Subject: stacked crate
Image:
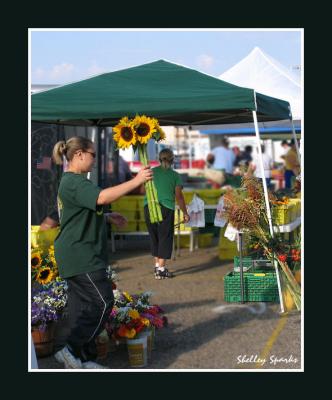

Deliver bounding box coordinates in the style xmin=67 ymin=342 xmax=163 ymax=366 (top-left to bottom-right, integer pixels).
xmin=223 ymin=270 xmax=279 ymax=302
xmin=110 ymin=196 xmax=142 ymax=232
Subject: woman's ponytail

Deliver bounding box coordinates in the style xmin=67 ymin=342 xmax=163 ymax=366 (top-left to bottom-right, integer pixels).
xmin=52 ymin=141 xmax=67 ymax=165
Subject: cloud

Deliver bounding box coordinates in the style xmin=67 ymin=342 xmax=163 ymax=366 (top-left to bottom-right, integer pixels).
xmin=49 ymin=63 xmax=75 ymax=80
xmin=34 ymin=67 xmax=45 ymax=80
xmin=86 ymin=61 xmax=106 ymax=77
xmin=197 ymin=54 xmax=215 ymax=71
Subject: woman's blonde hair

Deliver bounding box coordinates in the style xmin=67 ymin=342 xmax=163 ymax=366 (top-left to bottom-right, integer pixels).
xmin=52 ymin=136 xmax=94 ymax=165
xmin=159 ymin=148 xmax=174 ymax=169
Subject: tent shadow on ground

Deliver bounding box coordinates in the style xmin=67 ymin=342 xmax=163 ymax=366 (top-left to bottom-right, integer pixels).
xmin=159 ymin=299 xmax=217 ymax=314
xmin=102 ymin=303 xmax=279 ymax=369
xmin=148 ymin=304 xmax=279 ymax=369
xmin=36 ymin=302 xmax=280 ymax=370
xmin=174 ymin=256 xmax=230 ymax=276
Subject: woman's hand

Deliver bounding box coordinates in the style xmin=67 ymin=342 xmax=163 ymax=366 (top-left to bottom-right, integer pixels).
xmin=109 ymin=212 xmax=128 ymax=228
xmin=183 ymin=213 xmax=190 ymax=223
xmin=135 ymin=166 xmax=153 ymax=185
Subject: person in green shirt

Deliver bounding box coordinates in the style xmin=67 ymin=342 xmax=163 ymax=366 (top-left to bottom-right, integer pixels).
xmin=144 ymin=148 xmax=189 ymax=279
xmin=51 ymin=136 xmax=152 ymax=369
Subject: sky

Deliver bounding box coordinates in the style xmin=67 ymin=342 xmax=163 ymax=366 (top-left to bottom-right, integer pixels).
xmin=30 ymin=29 xmax=302 ymax=85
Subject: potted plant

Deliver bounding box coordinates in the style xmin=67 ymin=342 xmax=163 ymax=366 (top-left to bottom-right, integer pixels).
xmin=31 ymin=278 xmax=67 ymax=357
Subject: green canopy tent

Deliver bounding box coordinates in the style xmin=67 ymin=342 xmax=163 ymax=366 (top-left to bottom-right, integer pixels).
xmin=31 ymin=59 xmax=291 ymax=126
xmin=31 ymin=59 xmax=296 ymax=312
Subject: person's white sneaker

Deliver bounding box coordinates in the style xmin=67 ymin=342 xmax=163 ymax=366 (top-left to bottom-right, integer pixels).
xmin=54 ymin=346 xmax=83 ymax=369
xmin=82 ymin=361 xmax=108 ymax=369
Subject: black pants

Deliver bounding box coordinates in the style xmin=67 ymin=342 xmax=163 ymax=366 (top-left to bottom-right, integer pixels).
xmin=144 ymin=204 xmax=174 ymax=259
xmin=54 ymin=268 xmax=114 ymax=362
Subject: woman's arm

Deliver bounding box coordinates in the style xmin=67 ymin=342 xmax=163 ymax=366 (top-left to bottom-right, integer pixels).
xmin=97 ymin=166 xmax=152 ymax=205
xmin=175 ymin=186 xmax=190 ymax=222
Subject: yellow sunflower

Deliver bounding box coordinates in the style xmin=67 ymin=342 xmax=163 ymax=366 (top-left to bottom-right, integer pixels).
xmin=123 ymin=291 xmax=133 ymax=302
xmin=49 ymin=255 xmax=57 ymax=266
xmin=36 ymin=267 xmax=54 ymax=285
xmin=113 ymin=117 xmax=137 ymax=149
xmin=151 ymin=118 xmax=166 ymax=142
xmin=31 ymin=251 xmax=42 ymax=269
xmin=132 ymin=115 xmax=156 ymax=144
xmin=156 ymin=126 xmax=166 ymax=142
xmin=128 ymin=309 xmax=140 ymax=319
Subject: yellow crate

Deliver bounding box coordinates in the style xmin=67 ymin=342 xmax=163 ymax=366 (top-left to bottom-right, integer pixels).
xmin=198 ymin=233 xmax=214 ymax=247
xmin=174 ymin=210 xmax=193 ymax=231
xmin=218 ymin=226 xmax=239 ymax=260
xmin=31 ymin=226 xmax=60 ymax=250
xmin=138 ymin=221 xmax=148 ymax=232
xmin=111 ymin=221 xmax=138 ymax=232
xmin=183 ymin=191 xmax=194 ymax=204
xmin=179 ymin=233 xmax=214 ymax=248
xmin=111 ymin=195 xmax=144 ymax=212
xmin=196 ymin=189 xmax=224 ymax=205
xmin=288 ymin=198 xmax=301 ymax=218
xmin=272 ymin=203 xmax=296 ymax=225
xmin=111 ymin=210 xmax=138 ymax=221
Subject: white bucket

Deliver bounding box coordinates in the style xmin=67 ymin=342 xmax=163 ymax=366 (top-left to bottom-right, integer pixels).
xmin=126 ymin=335 xmax=148 ymax=367
xmin=138 ymin=329 xmax=153 ymax=360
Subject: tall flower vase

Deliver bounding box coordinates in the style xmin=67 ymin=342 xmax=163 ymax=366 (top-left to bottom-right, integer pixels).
xmin=126 ymin=335 xmax=148 ymax=368
xmin=138 ymin=328 xmax=153 ymax=360
xmin=95 ymin=337 xmax=110 ymax=360
xmin=31 ymin=323 xmax=55 ymax=358
xmin=150 ymin=325 xmax=156 ymax=350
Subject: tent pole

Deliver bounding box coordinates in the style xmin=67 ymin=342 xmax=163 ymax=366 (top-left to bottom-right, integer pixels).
xmin=87 ymin=126 xmax=97 ymax=180
xmin=290 ymin=117 xmax=301 ymax=163
xmin=252 ymin=111 xmax=284 ymax=313
xmin=186 ymin=127 xmax=192 ymax=169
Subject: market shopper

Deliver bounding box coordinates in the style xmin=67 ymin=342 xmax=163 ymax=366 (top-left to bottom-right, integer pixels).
xmin=281 ymin=139 xmax=300 ymax=189
xmin=206 ymin=137 xmax=235 ymax=174
xmin=52 ymin=136 xmax=152 ymax=369
xmin=248 ymin=145 xmax=274 ymax=188
xmin=144 ymin=148 xmax=189 ymax=279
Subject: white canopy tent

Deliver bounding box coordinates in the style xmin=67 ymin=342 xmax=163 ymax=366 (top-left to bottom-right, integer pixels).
xmin=219 ymin=46 xmax=302 ymax=122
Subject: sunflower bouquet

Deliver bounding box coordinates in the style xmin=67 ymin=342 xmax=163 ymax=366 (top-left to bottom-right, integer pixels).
xmin=113 ymin=115 xmax=166 ymax=223
xmin=31 ymin=245 xmax=58 ymax=286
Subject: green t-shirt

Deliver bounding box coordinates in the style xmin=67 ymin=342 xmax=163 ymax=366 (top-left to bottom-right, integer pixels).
xmin=144 ymin=166 xmax=183 ymax=210
xmin=54 ymin=172 xmax=108 ymax=279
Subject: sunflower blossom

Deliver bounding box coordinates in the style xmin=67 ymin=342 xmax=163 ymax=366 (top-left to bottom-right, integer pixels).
xmin=132 ymin=115 xmax=156 ymax=144
xmin=31 ymin=251 xmax=42 ymax=269
xmin=113 ymin=118 xmax=137 ymax=149
xmin=36 ymin=267 xmax=54 ymax=285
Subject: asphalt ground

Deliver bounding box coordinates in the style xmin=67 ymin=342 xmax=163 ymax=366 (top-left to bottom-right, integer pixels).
xmin=36 ymin=238 xmax=302 ymax=371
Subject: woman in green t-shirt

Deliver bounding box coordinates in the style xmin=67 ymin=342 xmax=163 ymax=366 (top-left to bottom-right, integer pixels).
xmin=51 ymin=136 xmax=152 ymax=369
xmin=144 ymin=148 xmax=190 ymax=279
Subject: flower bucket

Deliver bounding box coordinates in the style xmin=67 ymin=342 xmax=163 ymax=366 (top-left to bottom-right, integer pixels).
xmin=31 ymin=323 xmax=55 ymax=358
xmin=126 ymin=335 xmax=148 ymax=367
xmin=137 ymin=329 xmax=153 ymax=360
xmin=95 ymin=339 xmax=110 ymax=360
xmin=150 ymin=326 xmax=156 ymax=350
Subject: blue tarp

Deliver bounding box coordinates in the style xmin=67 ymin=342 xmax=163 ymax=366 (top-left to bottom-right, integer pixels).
xmin=200 ymin=126 xmax=301 ymax=136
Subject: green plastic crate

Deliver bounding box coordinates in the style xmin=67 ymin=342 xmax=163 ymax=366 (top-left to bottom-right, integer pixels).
xmin=223 ymin=270 xmax=279 ymax=302
xmin=234 ymin=256 xmax=253 ymax=269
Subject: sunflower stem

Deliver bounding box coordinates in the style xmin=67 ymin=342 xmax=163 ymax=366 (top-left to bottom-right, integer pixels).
xmin=138 ymin=145 xmax=156 ymax=223
xmin=142 ymin=146 xmax=163 ymax=223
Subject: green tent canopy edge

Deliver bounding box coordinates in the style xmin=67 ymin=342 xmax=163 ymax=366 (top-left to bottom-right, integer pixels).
xmin=31 ymin=59 xmax=291 ymax=126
